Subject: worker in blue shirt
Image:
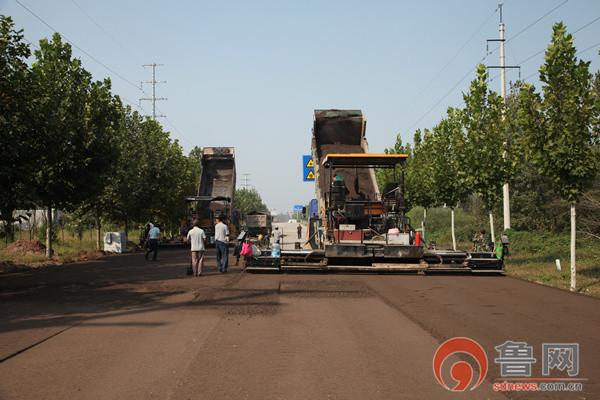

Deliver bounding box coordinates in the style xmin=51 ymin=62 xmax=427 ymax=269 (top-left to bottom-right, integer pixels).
xmin=145 ymin=223 xmax=161 ymax=261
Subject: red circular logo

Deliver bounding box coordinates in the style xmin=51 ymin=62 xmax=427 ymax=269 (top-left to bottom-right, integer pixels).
xmin=433 ymin=337 xmax=488 ymax=392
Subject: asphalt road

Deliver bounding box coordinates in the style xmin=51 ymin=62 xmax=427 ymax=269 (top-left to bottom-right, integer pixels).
xmin=1 ymin=248 xmax=599 ymax=399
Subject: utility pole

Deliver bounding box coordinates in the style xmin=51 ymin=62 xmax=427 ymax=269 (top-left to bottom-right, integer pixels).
xmin=499 ymin=4 xmax=510 ymax=232
xmin=486 ymin=3 xmax=519 ymax=231
xmin=140 ymin=63 xmax=167 ymax=119
xmin=241 ymin=173 xmax=252 ymax=189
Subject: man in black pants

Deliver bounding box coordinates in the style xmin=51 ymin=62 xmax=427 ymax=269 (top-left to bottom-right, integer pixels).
xmin=145 ymin=223 xmax=160 ymax=261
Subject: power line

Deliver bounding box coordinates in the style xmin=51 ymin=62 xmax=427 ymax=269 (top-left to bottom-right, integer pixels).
xmin=162 ymin=114 xmax=195 ymax=147
xmin=405 ymin=65 xmax=478 ymax=133
xmin=485 ymin=0 xmax=570 ymax=60
xmin=507 ymin=0 xmax=569 ymax=43
xmin=573 ymin=15 xmax=600 ymax=34
xmin=15 ymin=0 xmax=142 ymax=92
xmin=521 ymin=41 xmax=600 ymax=82
xmin=411 ymin=6 xmax=499 ymax=101
xmin=406 ymin=0 xmax=581 ymax=132
xmin=516 ymin=15 xmax=600 ymax=66
xmin=515 ymin=15 xmax=600 ymax=82
xmin=22 ymin=35 xmax=40 ymax=50
xmin=120 ymin=95 xmax=147 ymax=113
xmin=16 ymin=0 xmax=193 ymax=148
xmin=405 ymin=44 xmax=499 ymax=133
xmin=69 ymin=0 xmax=143 ymax=65
xmin=576 ymin=41 xmax=600 ymax=56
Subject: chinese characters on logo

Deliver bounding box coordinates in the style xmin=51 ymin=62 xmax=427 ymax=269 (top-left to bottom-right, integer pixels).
xmin=494 ymin=341 xmax=536 ymax=376
xmin=494 ymin=341 xmax=579 ymax=377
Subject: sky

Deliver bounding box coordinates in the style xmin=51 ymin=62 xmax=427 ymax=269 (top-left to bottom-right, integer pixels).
xmin=2 ymin=0 xmax=599 ymax=213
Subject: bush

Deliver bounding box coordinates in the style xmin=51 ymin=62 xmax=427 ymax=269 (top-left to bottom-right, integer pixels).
xmin=407 ymin=206 xmax=488 ymax=248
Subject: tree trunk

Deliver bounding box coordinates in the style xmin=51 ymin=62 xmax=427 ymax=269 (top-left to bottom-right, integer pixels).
xmin=95 ymin=207 xmax=102 ymax=252
xmin=489 ymin=211 xmax=495 ymax=249
xmin=570 ymin=203 xmax=576 ymax=292
xmin=451 ymin=208 xmax=457 ymax=251
xmin=30 ymin=210 xmax=35 ymax=241
xmin=5 ymin=216 xmax=14 ymax=243
xmin=46 ymin=206 xmax=53 ymax=258
xmin=124 ymin=214 xmax=129 ymax=237
xmin=422 ymin=208 xmax=427 ymax=241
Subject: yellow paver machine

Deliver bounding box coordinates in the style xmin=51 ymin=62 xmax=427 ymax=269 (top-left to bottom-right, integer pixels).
xmin=247 ymin=110 xmax=503 ymax=273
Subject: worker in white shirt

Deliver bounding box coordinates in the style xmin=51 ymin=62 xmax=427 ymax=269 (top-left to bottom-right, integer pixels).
xmin=186 ymin=220 xmax=207 ymax=276
xmin=214 ymin=216 xmax=229 ymax=273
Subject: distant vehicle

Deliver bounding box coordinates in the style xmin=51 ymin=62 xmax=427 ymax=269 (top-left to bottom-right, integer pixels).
xmin=245 ymin=211 xmax=272 ymax=238
xmin=287 ymin=219 xmax=298 ymax=224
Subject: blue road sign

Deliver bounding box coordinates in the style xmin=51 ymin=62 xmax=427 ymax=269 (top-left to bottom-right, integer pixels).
xmin=293 ymin=204 xmax=304 ymax=212
xmin=303 ymin=154 xmax=315 ymax=182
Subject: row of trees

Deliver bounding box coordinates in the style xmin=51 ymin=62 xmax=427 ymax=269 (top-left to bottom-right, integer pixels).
xmin=0 ymin=16 xmax=201 ymax=256
xmin=235 ymin=188 xmax=269 ymax=217
xmin=378 ymin=23 xmax=599 ymax=290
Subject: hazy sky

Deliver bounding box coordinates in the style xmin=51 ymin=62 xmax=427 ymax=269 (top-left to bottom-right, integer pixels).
xmin=2 ymin=0 xmax=599 ymax=212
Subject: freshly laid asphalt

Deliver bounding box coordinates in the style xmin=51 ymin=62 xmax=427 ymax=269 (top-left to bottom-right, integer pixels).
xmin=1 ymin=247 xmax=598 ymax=399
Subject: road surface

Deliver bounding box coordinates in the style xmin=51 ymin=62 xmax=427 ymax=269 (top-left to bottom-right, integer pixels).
xmin=1 ymin=247 xmax=599 ymax=399
xmin=271 ymin=221 xmax=307 ymax=250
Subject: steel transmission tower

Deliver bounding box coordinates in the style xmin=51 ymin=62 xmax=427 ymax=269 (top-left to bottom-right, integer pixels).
xmin=140 ymin=63 xmax=167 ymax=119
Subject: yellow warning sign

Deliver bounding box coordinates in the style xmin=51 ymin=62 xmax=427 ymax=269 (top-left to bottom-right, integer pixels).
xmin=306 ymin=170 xmax=315 ymax=180
xmin=306 ymin=159 xmax=314 ymax=168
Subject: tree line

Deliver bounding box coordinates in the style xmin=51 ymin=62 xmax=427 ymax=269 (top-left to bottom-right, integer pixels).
xmin=0 ymin=16 xmax=201 ymax=256
xmin=378 ymin=23 xmax=599 ymax=290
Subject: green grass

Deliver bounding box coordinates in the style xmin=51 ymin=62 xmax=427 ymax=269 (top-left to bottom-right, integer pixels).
xmin=0 ymin=229 xmax=143 ymax=268
xmin=407 ymin=206 xmax=600 ymax=298
xmin=504 ymin=231 xmax=600 ymax=297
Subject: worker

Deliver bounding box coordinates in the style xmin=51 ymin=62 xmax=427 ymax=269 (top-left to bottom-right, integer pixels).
xmin=472 ymin=229 xmax=487 ymax=252
xmin=273 ymin=226 xmax=283 ymax=244
xmin=186 ymin=220 xmax=206 ymax=276
xmin=233 ymin=230 xmax=246 ymax=266
xmin=145 ymin=223 xmax=160 ymax=261
xmin=500 ymin=232 xmax=510 ymax=257
xmin=214 ymin=216 xmax=229 ymax=273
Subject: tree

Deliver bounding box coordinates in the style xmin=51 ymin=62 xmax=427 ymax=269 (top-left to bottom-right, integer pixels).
xmin=461 ymin=64 xmax=508 ymax=245
xmin=407 ymin=129 xmax=437 ymax=240
xmin=152 ymin=138 xmax=199 ymax=235
xmin=430 ymin=107 xmax=470 ymax=250
xmin=517 ymin=23 xmax=599 ymax=291
xmin=0 ymin=16 xmax=35 ymax=240
xmin=80 ymin=79 xmax=123 ymax=250
xmin=376 ymin=134 xmax=411 ymax=192
xmin=376 ymin=134 xmax=413 ymax=216
xmin=235 ymin=188 xmax=268 ymax=217
xmin=30 ymin=33 xmax=94 ymax=257
xmin=593 ymin=68 xmax=600 ymax=143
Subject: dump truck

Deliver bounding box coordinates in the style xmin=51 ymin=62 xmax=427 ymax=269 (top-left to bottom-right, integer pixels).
xmin=245 ymin=211 xmax=272 ymax=238
xmin=247 ymin=109 xmax=503 ymax=273
xmin=185 ymin=147 xmax=239 ymax=245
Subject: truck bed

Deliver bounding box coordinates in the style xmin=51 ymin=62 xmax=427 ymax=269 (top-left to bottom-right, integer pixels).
xmin=312 ymin=110 xmax=380 ymax=212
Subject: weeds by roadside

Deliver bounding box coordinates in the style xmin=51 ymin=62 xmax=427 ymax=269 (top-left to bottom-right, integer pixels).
xmin=408 ymin=206 xmax=600 ymax=298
